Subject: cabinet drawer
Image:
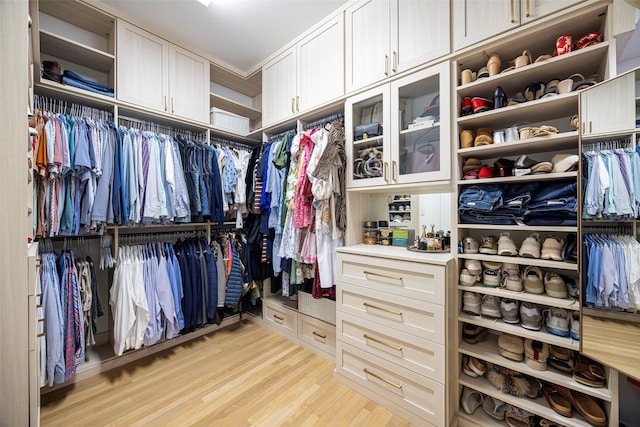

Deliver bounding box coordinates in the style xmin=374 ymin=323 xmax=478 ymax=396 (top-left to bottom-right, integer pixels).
xmin=298 ymin=314 xmax=336 ymax=354
xmin=337 ymin=253 xmax=445 ymax=304
xmin=337 ymin=311 xmax=444 ymax=383
xmin=337 ymin=282 xmax=445 ymax=344
xmin=264 ymin=301 xmax=297 ymax=337
xmin=336 ymin=341 xmax=444 ymax=427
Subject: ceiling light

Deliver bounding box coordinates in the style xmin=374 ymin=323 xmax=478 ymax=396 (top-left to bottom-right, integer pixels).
xmin=197 ymin=0 xmax=212 ymax=6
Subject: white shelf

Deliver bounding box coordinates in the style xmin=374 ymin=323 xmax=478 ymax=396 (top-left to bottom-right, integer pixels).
xmin=389 ymin=198 xmax=411 ymax=203
xmin=457 ymin=224 xmax=577 ymax=233
xmin=459 ymin=312 xmax=579 ymax=351
xmin=459 ymin=375 xmax=599 ymax=427
xmin=457 ymin=253 xmax=578 ymax=271
xmin=457 ymin=92 xmax=578 ymax=130
xmin=209 ymin=93 xmax=261 ymax=120
xmin=457 ymin=409 xmax=502 ymax=427
xmin=35 ymin=80 xmax=115 ymax=110
xmin=457 ymin=131 xmax=578 ymax=160
xmin=400 ymin=123 xmax=440 ymax=135
xmin=389 ymin=223 xmax=409 ymax=227
xmin=458 ymin=171 xmax=577 ymax=186
xmin=459 ymin=334 xmax=612 ymax=402
xmin=353 ymin=134 xmax=383 ymax=146
xmin=40 ymin=30 xmax=114 ymax=73
xmin=457 ymin=284 xmax=580 ymax=311
xmin=389 ymin=210 xmax=411 ymax=213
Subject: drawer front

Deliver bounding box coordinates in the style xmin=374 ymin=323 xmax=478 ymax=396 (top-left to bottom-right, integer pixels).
xmin=337 ymin=311 xmax=444 ymax=382
xmin=336 ymin=341 xmax=444 ymax=426
xmin=298 ymin=314 xmax=336 ymax=353
xmin=264 ymin=301 xmax=297 ymax=337
xmin=337 ymin=253 xmax=445 ymax=304
xmin=337 ymin=283 xmax=445 ymax=344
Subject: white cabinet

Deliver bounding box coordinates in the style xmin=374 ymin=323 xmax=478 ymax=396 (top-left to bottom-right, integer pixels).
xmin=580 ymin=71 xmax=635 ymax=137
xmin=453 ymin=0 xmax=585 ymax=50
xmin=345 ymin=0 xmax=449 ymax=92
xmin=117 ymin=21 xmax=209 ymax=122
xmin=262 ymin=14 xmax=344 ymax=127
xmin=346 ymin=61 xmax=451 ymax=189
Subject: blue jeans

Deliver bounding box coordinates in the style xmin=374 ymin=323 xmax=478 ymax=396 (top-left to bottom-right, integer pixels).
xmin=503 ymin=182 xmax=540 ymax=209
xmin=459 ymin=184 xmax=504 ymax=211
xmin=459 ymin=211 xmax=518 ymax=225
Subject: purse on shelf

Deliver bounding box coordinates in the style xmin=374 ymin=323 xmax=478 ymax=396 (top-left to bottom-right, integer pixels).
xmin=354 ymin=122 xmax=382 ymax=141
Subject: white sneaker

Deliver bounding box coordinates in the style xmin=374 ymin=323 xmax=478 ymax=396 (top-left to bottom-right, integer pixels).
xmin=497 ymin=232 xmax=518 ymax=256
xmin=483 ymin=269 xmax=501 ymax=288
xmin=541 ymin=236 xmax=565 ymax=261
xmin=500 ymin=299 xmax=520 ymax=324
xmin=481 ymin=295 xmax=502 ymax=318
xmin=502 ymin=262 xmax=520 ymax=276
xmin=523 ymin=266 xmax=544 ymax=294
xmin=519 ymin=233 xmax=541 ymax=258
xmin=570 ymin=311 xmax=580 ymax=340
xmin=463 ymin=292 xmax=481 ymax=315
xmin=460 ymin=268 xmax=479 ymax=287
xmin=501 ymin=271 xmax=523 ymax=292
xmin=465 ymin=259 xmax=482 ymax=276
xmin=545 ymin=308 xmax=570 ymax=337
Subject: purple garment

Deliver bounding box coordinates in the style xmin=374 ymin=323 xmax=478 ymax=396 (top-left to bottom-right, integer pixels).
xmin=155 ymin=247 xmax=180 ymax=339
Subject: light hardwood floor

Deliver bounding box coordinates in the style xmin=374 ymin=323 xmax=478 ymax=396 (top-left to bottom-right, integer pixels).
xmin=41 ymin=319 xmax=414 ymax=427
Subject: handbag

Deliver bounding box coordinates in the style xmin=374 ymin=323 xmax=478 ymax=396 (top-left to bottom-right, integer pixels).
xmin=354 ymin=122 xmax=382 ymax=141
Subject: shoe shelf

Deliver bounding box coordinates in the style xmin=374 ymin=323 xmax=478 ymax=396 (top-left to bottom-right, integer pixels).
xmin=457 ymin=408 xmax=502 ymax=427
xmin=457 ymin=171 xmax=577 ymax=186
xmin=459 ymin=312 xmax=579 ymax=351
xmin=39 ymin=29 xmax=114 ymax=73
xmin=459 ymin=336 xmax=611 ymax=402
xmin=457 ymin=92 xmax=578 ymax=131
xmin=457 ymin=131 xmax=578 ymax=160
xmin=458 ymin=285 xmax=580 ymax=312
xmin=456 ymin=42 xmax=609 ymax=98
xmin=457 ymin=254 xmax=578 ymax=272
xmin=459 ymin=375 xmax=599 ymax=427
xmin=457 ymin=224 xmax=577 ymax=233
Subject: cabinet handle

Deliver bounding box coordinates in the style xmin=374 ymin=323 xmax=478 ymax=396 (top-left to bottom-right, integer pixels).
xmin=164 ymin=95 xmax=168 ymax=112
xmin=363 ymin=368 xmax=402 ymax=389
xmin=589 ymin=121 xmax=592 ymax=134
xmin=291 ymin=97 xmax=295 ymax=114
xmin=392 ymin=51 xmax=397 ymax=73
xmin=392 ymin=160 xmax=398 ymax=181
xmin=384 ymin=55 xmax=389 ymax=76
xmin=364 ymin=334 xmax=402 ymax=351
xmin=525 ymin=0 xmax=530 ymax=17
xmin=363 ymin=302 xmax=402 ymax=316
xmin=171 ymin=97 xmax=175 ymax=114
xmin=296 ymin=96 xmax=300 ymax=112
xmin=37 ymin=333 xmax=46 ymax=338
xmin=273 ymin=314 xmax=284 ymax=324
xmin=363 ymin=270 xmax=402 ymax=281
xmin=383 ymin=161 xmax=388 ymax=182
xmin=510 ymin=0 xmax=515 ymax=23
xmin=312 ymin=331 xmax=326 ymax=340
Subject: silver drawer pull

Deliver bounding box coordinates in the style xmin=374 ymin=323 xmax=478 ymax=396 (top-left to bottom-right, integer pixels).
xmin=364 ymin=368 xmax=402 ymax=389
xmin=363 ymin=302 xmax=402 ymax=316
xmin=363 ymin=334 xmax=402 ymax=352
xmin=273 ymin=314 xmax=284 ymax=324
xmin=363 ymin=270 xmax=402 ymax=282
xmin=312 ymin=331 xmax=326 ymax=340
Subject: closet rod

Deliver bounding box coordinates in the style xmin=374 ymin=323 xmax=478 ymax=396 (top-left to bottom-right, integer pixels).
xmin=303 ymin=112 xmax=345 ymax=131
xmin=582 ymin=137 xmax=632 ymax=151
xmin=34 ymin=95 xmax=113 ymax=121
xmin=210 ymin=137 xmax=253 ymax=150
xmin=269 ymin=128 xmax=296 ymax=141
xmin=118 ymin=115 xmax=207 ymax=140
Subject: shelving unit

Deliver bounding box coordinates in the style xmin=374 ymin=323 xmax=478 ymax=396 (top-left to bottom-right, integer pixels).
xmin=387 ymin=196 xmax=411 ymax=228
xmin=453 ymin=4 xmax=618 ymax=426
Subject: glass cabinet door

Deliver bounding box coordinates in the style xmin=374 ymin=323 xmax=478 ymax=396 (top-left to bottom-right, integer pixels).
xmin=390 ymin=62 xmax=451 ymax=184
xmin=346 ymin=85 xmax=391 ymax=188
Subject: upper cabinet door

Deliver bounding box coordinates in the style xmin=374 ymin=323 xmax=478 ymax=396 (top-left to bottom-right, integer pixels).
xmin=452 ymin=0 xmax=520 ymax=51
xmin=262 ymin=46 xmax=297 ymax=127
xmin=169 ymin=45 xmax=209 ymax=123
xmin=345 ymin=0 xmax=391 ymax=93
xmin=297 ymin=14 xmax=344 ymax=113
xmin=520 ymin=0 xmax=585 ymax=24
xmin=117 ymin=20 xmax=169 ymax=112
xmin=581 ymin=72 xmax=636 ymax=137
xmin=392 ymin=0 xmax=450 ymax=74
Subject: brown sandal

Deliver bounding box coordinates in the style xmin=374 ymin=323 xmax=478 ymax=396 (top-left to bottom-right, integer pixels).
xmin=555 ymin=385 xmax=607 ymax=427
xmin=573 ymin=354 xmax=606 ymax=388
xmin=542 ymin=384 xmax=572 ymax=417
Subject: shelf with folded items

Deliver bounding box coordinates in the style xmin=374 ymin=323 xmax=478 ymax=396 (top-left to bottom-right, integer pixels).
xmin=457 ymin=92 xmax=578 ymax=131
xmin=457 ymin=254 xmax=577 ymax=272
xmin=459 ymin=335 xmax=612 ymax=402
xmin=459 ymin=375 xmax=600 ymax=427
xmin=457 ymin=224 xmax=577 ymax=233
xmin=456 ymin=42 xmax=610 ymax=99
xmin=40 ymin=30 xmax=114 ymax=74
xmin=457 ymin=171 xmax=577 ymax=186
xmin=457 ymin=284 xmax=580 ymax=311
xmin=459 ymin=312 xmax=579 ymax=351
xmin=457 ymin=131 xmax=578 ymax=160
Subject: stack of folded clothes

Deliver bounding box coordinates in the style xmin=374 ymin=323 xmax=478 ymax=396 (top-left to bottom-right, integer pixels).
xmin=61 ymin=69 xmax=114 ymax=97
xmin=459 ymin=181 xmax=577 ymax=226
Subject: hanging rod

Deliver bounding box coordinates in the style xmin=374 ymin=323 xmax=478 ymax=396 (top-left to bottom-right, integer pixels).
xmin=119 ymin=115 xmax=207 ymax=140
xmin=210 ymin=137 xmax=253 ymax=150
xmin=303 ymin=112 xmax=345 ymax=130
xmin=269 ymin=128 xmax=296 ymax=141
xmin=33 ymin=95 xmax=113 ymax=121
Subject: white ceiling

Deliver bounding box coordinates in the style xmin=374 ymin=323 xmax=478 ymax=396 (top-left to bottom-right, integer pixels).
xmin=96 ymin=0 xmax=347 ymax=76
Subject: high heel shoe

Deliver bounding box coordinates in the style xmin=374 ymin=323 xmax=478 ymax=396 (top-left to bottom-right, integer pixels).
xmin=494 ymin=86 xmax=507 ymax=109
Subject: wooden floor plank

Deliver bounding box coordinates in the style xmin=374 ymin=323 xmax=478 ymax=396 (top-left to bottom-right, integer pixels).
xmin=40 ymin=320 xmax=415 ymax=427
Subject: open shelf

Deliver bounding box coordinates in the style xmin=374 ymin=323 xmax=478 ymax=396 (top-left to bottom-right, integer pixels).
xmin=457 ymin=253 xmax=578 ymax=271
xmin=209 ymin=93 xmax=261 ymax=120
xmin=459 ymin=335 xmax=611 ymax=402
xmin=40 ymin=29 xmax=114 ymax=73
xmin=459 ymin=312 xmax=579 ymax=351
xmin=458 ymin=171 xmax=577 ymax=186
xmin=457 ymin=224 xmax=577 ymax=233
xmin=457 ymin=408 xmax=502 ymax=427
xmin=458 ymin=284 xmax=580 ymax=311
xmin=35 ymin=80 xmax=116 ymax=110
xmin=457 ymin=131 xmax=578 ymax=160
xmin=457 ymin=92 xmax=578 ymax=130
xmin=400 ymin=123 xmax=440 ymax=136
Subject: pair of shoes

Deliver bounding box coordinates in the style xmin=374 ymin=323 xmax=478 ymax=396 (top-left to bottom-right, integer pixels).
xmin=475 ymin=127 xmax=493 ymax=146
xmin=465 ymin=259 xmax=482 ymax=276
xmin=545 ymin=272 xmax=567 ymax=298
xmin=497 ymin=232 xmax=518 ymax=256
xmin=573 ymin=353 xmax=606 ymax=387
xmin=494 ymin=158 xmax=515 ymax=177
xmin=463 ymin=291 xmax=481 ymax=314
xmin=549 ymin=346 xmax=575 ymax=373
xmin=460 ymin=268 xmax=480 ymax=286
xmin=479 ymin=236 xmax=498 ymax=254
xmin=500 ymin=298 xmax=520 ymax=323
xmin=498 ymin=334 xmax=524 ymax=361
xmin=544 ymin=308 xmax=571 ymax=337
xmin=520 ymin=302 xmax=542 ymax=330
xmin=460 ymin=386 xmax=484 ymax=414
xmin=570 ymin=311 xmax=580 ymax=340
xmin=514 ymin=155 xmax=553 ymax=175
xmin=481 ymin=295 xmax=502 ymax=318
xmin=523 ymin=266 xmax=544 ymax=294
xmin=505 ymin=405 xmax=536 ymax=427
xmin=519 ymin=233 xmax=541 ymax=258
xmin=462 ymin=355 xmax=487 ymax=377
xmin=462 ymin=236 xmax=479 ymax=253
xmin=541 ymin=236 xmax=565 ymax=261
xmin=494 ymin=86 xmax=507 ymax=109
xmin=463 ymin=323 xmax=487 ymax=344
xmin=553 ymin=385 xmax=608 ymax=427
xmin=524 ymin=339 xmax=549 ymax=371
xmin=501 ymin=270 xmax=523 ymax=292
xmin=483 ymin=268 xmax=501 ymax=287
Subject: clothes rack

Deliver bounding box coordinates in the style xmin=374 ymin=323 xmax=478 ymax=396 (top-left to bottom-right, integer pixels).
xmin=34 ymin=95 xmax=112 ymax=121
xmin=118 ymin=115 xmax=207 ymax=141
xmin=268 ymin=128 xmax=296 ymax=141
xmin=582 ymin=136 xmax=633 ymax=151
xmin=210 ymin=136 xmax=253 ymax=150
xmin=302 ymin=112 xmax=344 ymax=130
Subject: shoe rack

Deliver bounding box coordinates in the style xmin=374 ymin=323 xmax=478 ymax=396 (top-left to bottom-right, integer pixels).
xmin=453 ymin=4 xmax=618 ymax=427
